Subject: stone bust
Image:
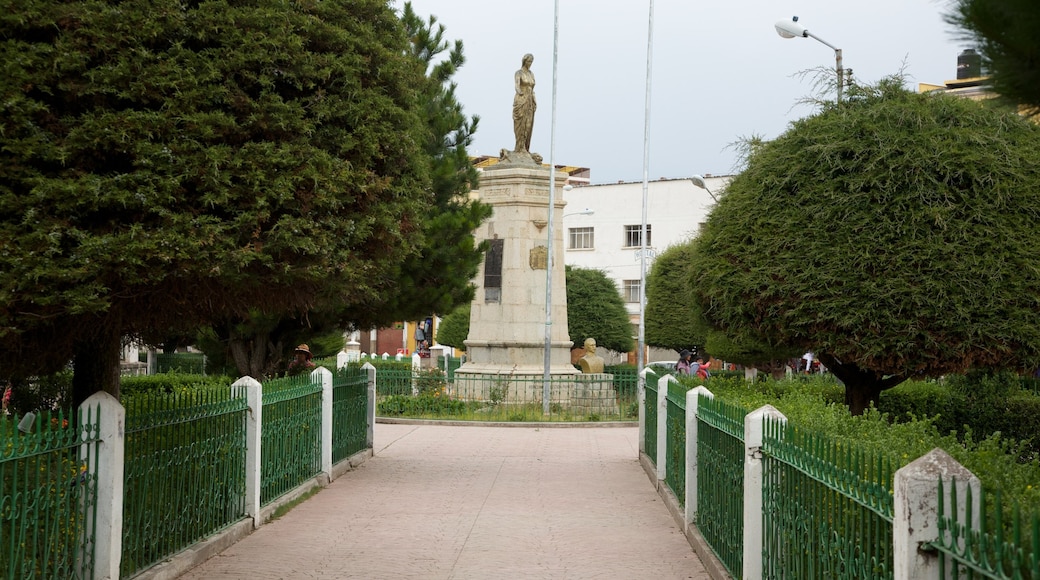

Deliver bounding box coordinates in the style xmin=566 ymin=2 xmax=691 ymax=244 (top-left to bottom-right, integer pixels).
xmin=578 ymin=338 xmax=605 ymax=374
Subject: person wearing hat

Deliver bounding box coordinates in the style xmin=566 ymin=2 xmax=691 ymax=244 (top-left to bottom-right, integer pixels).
xmin=287 ymin=344 xmax=316 ymax=376
xmin=675 ymin=350 xmax=693 ymax=375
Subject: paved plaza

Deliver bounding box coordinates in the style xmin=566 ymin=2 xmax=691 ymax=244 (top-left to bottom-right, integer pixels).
xmin=179 ymin=422 xmax=710 ymax=579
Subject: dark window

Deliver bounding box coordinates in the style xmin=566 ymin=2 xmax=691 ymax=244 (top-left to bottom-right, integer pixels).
xmin=484 ymin=239 xmax=504 ymax=302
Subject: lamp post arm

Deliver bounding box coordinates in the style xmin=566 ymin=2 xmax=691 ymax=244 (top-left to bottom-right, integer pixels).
xmin=805 ymin=31 xmax=842 ymax=102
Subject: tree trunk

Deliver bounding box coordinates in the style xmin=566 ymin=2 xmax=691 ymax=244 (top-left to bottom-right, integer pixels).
xmin=72 ymin=327 xmax=122 ymax=409
xmin=815 ymin=352 xmax=906 ymax=416
xmin=228 ymin=332 xmax=284 ymax=380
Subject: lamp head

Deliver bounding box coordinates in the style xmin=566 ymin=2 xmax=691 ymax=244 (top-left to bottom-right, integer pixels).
xmin=690 ymin=175 xmax=708 ymax=189
xmin=775 ymin=16 xmax=806 ymax=39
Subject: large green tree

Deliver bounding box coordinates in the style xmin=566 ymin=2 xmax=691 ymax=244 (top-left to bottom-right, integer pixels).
xmin=948 ymin=0 xmax=1040 ymax=114
xmin=0 ymin=0 xmax=433 ymax=404
xmin=565 ymin=267 xmax=634 ymax=355
xmin=644 ymin=242 xmax=704 ymax=353
xmin=689 ymin=79 xmax=1040 ymax=414
xmin=646 ymin=240 xmax=798 ymax=376
xmin=201 ymin=3 xmax=492 ymax=379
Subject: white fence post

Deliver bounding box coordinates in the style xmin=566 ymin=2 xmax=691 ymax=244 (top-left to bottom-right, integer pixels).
xmin=363 ymin=362 xmax=376 ymax=449
xmin=656 ymin=374 xmax=673 ymax=482
xmin=743 ymin=404 xmax=786 ymax=580
xmin=312 ymin=367 xmax=333 ymax=478
xmin=686 ymin=386 xmax=714 ymax=524
xmin=893 ymin=448 xmax=980 ymax=580
xmin=233 ymin=376 xmax=263 ymax=528
xmin=81 ymin=391 xmax=125 ymax=580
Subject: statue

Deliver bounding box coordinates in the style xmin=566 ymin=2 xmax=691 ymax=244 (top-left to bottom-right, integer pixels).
xmin=578 ymin=338 xmax=605 ymax=374
xmin=512 ymin=53 xmax=536 ymax=153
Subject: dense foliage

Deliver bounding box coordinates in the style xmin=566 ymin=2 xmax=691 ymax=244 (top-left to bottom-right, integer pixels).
xmin=948 ymin=0 xmax=1040 ymax=114
xmin=194 ymin=3 xmax=491 ymax=379
xmin=646 ymin=240 xmax=799 ymax=373
xmin=0 ymin=0 xmax=452 ymax=399
xmin=434 ymin=303 xmax=470 ymax=350
xmin=564 ymin=267 xmax=634 ymax=354
xmin=700 ymin=375 xmax=1040 ymax=511
xmin=689 ymin=79 xmax=1040 ymax=413
xmin=644 ymin=243 xmax=703 ymax=353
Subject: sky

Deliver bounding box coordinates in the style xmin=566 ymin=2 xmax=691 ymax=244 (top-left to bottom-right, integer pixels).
xmin=396 ymin=0 xmax=972 ymax=185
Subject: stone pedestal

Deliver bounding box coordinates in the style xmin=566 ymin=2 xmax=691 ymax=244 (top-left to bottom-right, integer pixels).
xmin=457 ymin=164 xmax=578 ymax=380
xmin=570 ymin=374 xmax=619 ymax=416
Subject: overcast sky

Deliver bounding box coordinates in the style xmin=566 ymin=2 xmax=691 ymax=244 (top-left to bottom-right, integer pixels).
xmin=397 ymin=0 xmax=970 ymax=185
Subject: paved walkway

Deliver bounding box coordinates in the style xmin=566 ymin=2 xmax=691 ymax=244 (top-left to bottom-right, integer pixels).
xmin=179 ymin=422 xmax=710 ymax=580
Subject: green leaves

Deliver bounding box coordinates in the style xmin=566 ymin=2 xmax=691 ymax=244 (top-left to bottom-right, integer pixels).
xmin=691 ymin=79 xmax=1040 ymax=380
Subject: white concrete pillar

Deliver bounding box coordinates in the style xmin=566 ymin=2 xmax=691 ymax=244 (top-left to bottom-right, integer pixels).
xmin=637 ymin=368 xmax=650 ymax=456
xmin=362 ymin=363 xmax=376 ymax=449
xmin=893 ymin=448 xmax=980 ymax=580
xmin=81 ymin=391 xmax=125 ymax=580
xmin=743 ymin=404 xmax=786 ymax=580
xmin=233 ymin=376 xmax=263 ymax=528
xmin=312 ymin=367 xmax=333 ymax=477
xmin=686 ymin=386 xmax=714 ymax=524
xmin=656 ymin=374 xmax=674 ymax=482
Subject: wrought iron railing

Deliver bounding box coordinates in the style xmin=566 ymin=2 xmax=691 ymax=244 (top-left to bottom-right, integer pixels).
xmin=260 ymin=374 xmax=322 ymax=506
xmin=374 ymin=370 xmax=637 ymax=423
xmin=644 ymin=376 xmax=658 ymax=462
xmin=665 ymin=381 xmax=687 ymax=506
xmin=696 ymin=394 xmax=746 ymax=578
xmin=761 ymin=416 xmax=894 ymax=579
xmin=121 ymin=388 xmax=248 ymax=577
xmin=332 ymin=366 xmax=368 ymax=463
xmin=1 ymin=408 xmax=101 ymax=580
xmin=933 ymin=480 xmax=1040 ymax=579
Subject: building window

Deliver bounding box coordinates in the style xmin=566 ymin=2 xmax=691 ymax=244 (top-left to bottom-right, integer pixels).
xmin=622 ymin=279 xmax=641 ymax=303
xmin=624 ymin=224 xmax=651 ymax=248
xmin=568 ymin=227 xmax=594 ymax=250
xmin=484 ymin=239 xmax=504 ymax=302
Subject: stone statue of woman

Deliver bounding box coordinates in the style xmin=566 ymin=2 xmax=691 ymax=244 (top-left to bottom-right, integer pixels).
xmin=512 ymin=53 xmax=536 ymax=153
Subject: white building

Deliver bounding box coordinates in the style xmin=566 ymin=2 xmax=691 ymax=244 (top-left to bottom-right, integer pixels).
xmin=562 ymin=175 xmax=732 ymax=362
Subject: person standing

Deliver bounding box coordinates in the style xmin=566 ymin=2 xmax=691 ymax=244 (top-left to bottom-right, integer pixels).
xmin=512 ymin=53 xmax=536 ymax=153
xmin=287 ymin=344 xmax=316 ymax=376
xmin=675 ymin=350 xmax=693 ymax=375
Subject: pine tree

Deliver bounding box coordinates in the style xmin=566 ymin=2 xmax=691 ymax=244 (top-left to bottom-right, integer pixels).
xmin=0 ymin=0 xmax=431 ymax=401
xmin=689 ymin=79 xmax=1040 ymax=414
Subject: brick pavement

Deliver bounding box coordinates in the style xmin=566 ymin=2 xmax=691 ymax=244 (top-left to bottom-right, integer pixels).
xmin=178 ymin=422 xmax=710 ymax=580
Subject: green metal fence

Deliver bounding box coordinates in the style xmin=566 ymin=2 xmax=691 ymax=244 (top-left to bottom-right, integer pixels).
xmin=120 ymin=387 xmax=248 ymax=578
xmin=644 ymin=375 xmax=658 ymax=463
xmin=375 ymin=370 xmax=636 ymax=423
xmin=760 ymin=416 xmax=894 ymax=579
xmin=332 ymin=367 xmax=368 ymax=463
xmin=376 ymin=367 xmax=417 ymax=397
xmin=438 ymin=356 xmax=464 ymax=382
xmin=696 ymin=394 xmax=746 ymax=578
xmin=1 ymin=408 xmax=101 ymax=580
xmin=261 ymin=374 xmax=322 ymax=506
xmin=933 ymin=480 xmax=1040 ymax=579
xmin=665 ymin=381 xmax=687 ymax=506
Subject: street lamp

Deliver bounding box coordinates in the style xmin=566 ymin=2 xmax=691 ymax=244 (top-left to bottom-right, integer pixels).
xmin=637 ymin=0 xmax=655 ymax=377
xmin=690 ymin=175 xmax=719 ymax=203
xmin=775 ymin=16 xmax=844 ymax=103
xmin=563 ymin=208 xmax=594 ymax=217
